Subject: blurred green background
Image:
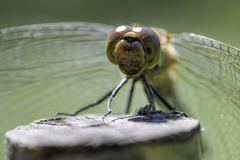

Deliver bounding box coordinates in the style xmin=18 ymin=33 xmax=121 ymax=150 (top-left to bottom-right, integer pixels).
xmin=1 ymin=0 xmax=240 ymax=160
xmin=1 ymin=0 xmax=240 ymax=48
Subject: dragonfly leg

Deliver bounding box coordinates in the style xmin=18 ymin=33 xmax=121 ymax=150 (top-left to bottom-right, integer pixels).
xmin=55 ymin=87 xmax=115 ymax=117
xmin=149 ymin=84 xmax=174 ymax=110
xmin=102 ymin=76 xmax=129 ymax=122
xmin=150 ymin=85 xmax=188 ymax=117
xmin=143 ymin=85 xmax=156 ymax=111
xmin=141 ymin=75 xmax=155 ymax=116
xmin=125 ymin=78 xmax=138 ymax=114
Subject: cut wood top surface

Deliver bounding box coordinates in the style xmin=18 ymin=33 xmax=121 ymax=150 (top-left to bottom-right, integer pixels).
xmin=5 ymin=111 xmax=200 ymax=149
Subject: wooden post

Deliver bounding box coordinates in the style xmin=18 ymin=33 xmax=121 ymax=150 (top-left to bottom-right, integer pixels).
xmin=5 ymin=111 xmax=201 ymax=160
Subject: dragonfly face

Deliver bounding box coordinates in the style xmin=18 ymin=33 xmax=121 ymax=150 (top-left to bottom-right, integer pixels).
xmin=106 ymin=25 xmax=161 ymax=75
xmin=1 ymin=22 xmax=240 ymax=160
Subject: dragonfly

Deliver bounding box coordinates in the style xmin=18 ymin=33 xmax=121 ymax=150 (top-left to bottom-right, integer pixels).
xmin=0 ymin=22 xmax=240 ymax=160
xmin=55 ymin=24 xmax=188 ymax=120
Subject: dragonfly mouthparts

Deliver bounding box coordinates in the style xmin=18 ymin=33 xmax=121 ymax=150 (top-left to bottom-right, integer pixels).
xmin=123 ymin=36 xmax=139 ymax=43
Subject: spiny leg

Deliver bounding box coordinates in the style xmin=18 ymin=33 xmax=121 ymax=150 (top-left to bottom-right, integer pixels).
xmin=125 ymin=78 xmax=138 ymax=114
xmin=141 ymin=75 xmax=155 ymax=115
xmin=55 ymin=87 xmax=115 ymax=116
xmin=102 ymin=76 xmax=129 ymax=121
xmin=150 ymin=85 xmax=188 ymax=117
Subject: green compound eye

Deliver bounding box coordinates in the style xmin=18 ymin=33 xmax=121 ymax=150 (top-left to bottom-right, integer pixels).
xmin=133 ymin=26 xmax=161 ymax=69
xmin=106 ymin=25 xmax=161 ymax=75
xmin=105 ymin=25 xmax=132 ymax=65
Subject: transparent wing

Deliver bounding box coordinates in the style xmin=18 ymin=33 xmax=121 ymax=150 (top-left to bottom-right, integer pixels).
xmin=169 ymin=33 xmax=240 ymax=160
xmin=0 ymin=23 xmax=152 ymax=158
xmin=0 ymin=23 xmax=125 ymax=156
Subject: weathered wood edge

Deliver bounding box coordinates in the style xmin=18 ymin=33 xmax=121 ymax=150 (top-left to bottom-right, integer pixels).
xmin=5 ymin=112 xmax=202 ymax=160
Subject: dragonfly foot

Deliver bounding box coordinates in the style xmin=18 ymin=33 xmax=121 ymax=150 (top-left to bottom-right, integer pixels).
xmin=134 ymin=105 xmax=149 ymax=115
xmin=172 ymin=110 xmax=188 ymax=117
xmin=134 ymin=105 xmax=154 ymax=120
xmin=102 ymin=111 xmax=112 ymax=123
xmin=55 ymin=112 xmax=76 ymax=117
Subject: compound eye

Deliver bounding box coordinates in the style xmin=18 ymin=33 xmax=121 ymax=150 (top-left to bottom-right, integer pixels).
xmin=105 ymin=25 xmax=132 ymax=65
xmin=133 ymin=27 xmax=161 ymax=69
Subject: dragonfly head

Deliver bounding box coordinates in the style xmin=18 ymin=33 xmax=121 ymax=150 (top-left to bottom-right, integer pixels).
xmin=106 ymin=25 xmax=161 ymax=76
